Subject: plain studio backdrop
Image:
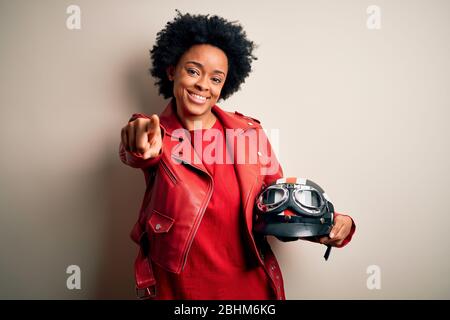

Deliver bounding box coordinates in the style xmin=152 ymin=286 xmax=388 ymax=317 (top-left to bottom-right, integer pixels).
xmin=0 ymin=0 xmax=449 ymax=299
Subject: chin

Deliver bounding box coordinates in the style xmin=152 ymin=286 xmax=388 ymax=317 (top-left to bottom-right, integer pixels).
xmin=180 ymin=95 xmax=213 ymax=116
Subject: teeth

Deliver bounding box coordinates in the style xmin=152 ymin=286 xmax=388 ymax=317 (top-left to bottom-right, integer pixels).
xmin=190 ymin=92 xmax=206 ymax=100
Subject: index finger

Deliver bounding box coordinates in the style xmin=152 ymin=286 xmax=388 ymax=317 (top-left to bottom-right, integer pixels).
xmin=147 ymin=114 xmax=160 ymax=133
xmin=135 ymin=120 xmax=151 ymax=154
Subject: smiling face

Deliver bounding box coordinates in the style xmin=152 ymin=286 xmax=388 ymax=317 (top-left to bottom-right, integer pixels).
xmin=167 ymin=44 xmax=228 ymax=128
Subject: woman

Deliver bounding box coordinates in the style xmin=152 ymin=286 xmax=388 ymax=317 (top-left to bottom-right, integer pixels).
xmin=119 ymin=11 xmax=355 ymax=300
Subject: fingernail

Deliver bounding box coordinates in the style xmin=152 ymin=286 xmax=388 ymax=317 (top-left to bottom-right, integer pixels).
xmin=329 ymin=232 xmax=335 ymax=238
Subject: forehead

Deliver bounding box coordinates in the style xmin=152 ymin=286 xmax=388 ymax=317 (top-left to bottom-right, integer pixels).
xmin=178 ymin=44 xmax=228 ymax=72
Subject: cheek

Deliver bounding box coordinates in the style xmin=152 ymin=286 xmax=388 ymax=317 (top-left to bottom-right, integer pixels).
xmin=174 ymin=81 xmax=188 ymax=98
xmin=173 ymin=75 xmax=192 ymax=92
xmin=179 ymin=75 xmax=197 ymax=87
xmin=212 ymin=85 xmax=224 ymax=99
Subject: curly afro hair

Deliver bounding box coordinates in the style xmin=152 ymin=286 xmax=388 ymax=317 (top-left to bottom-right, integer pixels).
xmin=149 ymin=11 xmax=257 ymax=101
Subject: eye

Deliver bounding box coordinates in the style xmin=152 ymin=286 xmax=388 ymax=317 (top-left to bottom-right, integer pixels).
xmin=187 ymin=68 xmax=199 ymax=76
xmin=212 ymin=77 xmax=222 ymax=84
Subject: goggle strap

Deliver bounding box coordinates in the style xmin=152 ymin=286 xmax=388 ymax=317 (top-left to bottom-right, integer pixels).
xmin=324 ymin=245 xmax=332 ymax=261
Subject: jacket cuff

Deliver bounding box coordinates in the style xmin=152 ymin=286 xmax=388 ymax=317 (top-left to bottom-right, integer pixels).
xmin=119 ymin=143 xmax=163 ymax=169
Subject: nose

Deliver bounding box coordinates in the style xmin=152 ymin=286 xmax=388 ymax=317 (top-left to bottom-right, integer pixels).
xmin=194 ymin=75 xmax=209 ymax=92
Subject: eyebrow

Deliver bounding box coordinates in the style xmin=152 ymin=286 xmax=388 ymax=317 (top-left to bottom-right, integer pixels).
xmin=185 ymin=61 xmax=226 ymax=76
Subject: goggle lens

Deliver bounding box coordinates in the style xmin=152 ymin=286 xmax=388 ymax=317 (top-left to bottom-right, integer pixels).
xmin=261 ymin=188 xmax=285 ymax=205
xmin=294 ymin=189 xmax=322 ymax=209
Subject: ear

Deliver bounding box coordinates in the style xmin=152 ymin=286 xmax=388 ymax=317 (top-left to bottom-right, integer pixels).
xmin=166 ymin=66 xmax=175 ymax=81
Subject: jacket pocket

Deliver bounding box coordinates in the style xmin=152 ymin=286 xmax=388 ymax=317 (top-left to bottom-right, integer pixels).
xmin=148 ymin=209 xmax=174 ymax=233
xmin=147 ymin=209 xmax=184 ymax=273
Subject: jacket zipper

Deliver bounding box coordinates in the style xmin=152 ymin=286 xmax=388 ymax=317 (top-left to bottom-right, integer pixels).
xmin=180 ymin=162 xmax=214 ymax=271
xmin=160 ymin=159 xmax=177 ymax=185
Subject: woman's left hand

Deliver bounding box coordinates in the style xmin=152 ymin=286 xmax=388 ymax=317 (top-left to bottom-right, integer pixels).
xmin=318 ymin=215 xmax=353 ymax=247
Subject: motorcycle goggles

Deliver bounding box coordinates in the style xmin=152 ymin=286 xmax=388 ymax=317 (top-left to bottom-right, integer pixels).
xmin=256 ymin=177 xmax=333 ymax=218
xmin=254 ymin=177 xmax=334 ymax=261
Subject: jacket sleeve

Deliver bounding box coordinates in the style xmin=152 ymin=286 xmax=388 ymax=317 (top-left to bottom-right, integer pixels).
xmin=119 ymin=113 xmax=163 ymax=169
xmin=257 ymin=124 xmax=294 ymax=242
xmin=259 ymin=126 xmax=284 ymax=186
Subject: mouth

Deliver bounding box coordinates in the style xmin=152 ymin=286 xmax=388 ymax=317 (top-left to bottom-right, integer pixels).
xmin=187 ymin=90 xmax=210 ymax=105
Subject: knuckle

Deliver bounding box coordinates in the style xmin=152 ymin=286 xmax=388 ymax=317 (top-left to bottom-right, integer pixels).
xmin=126 ymin=125 xmax=134 ymax=135
xmin=137 ymin=117 xmax=149 ymax=125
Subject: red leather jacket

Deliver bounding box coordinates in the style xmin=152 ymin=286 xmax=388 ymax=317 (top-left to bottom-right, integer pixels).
xmin=119 ymin=100 xmax=354 ymax=300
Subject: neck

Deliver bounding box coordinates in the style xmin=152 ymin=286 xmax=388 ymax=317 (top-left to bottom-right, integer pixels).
xmin=177 ymin=107 xmax=217 ymax=131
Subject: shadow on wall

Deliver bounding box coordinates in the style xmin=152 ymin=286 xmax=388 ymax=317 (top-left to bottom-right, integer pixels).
xmin=93 ymin=54 xmax=164 ymax=299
